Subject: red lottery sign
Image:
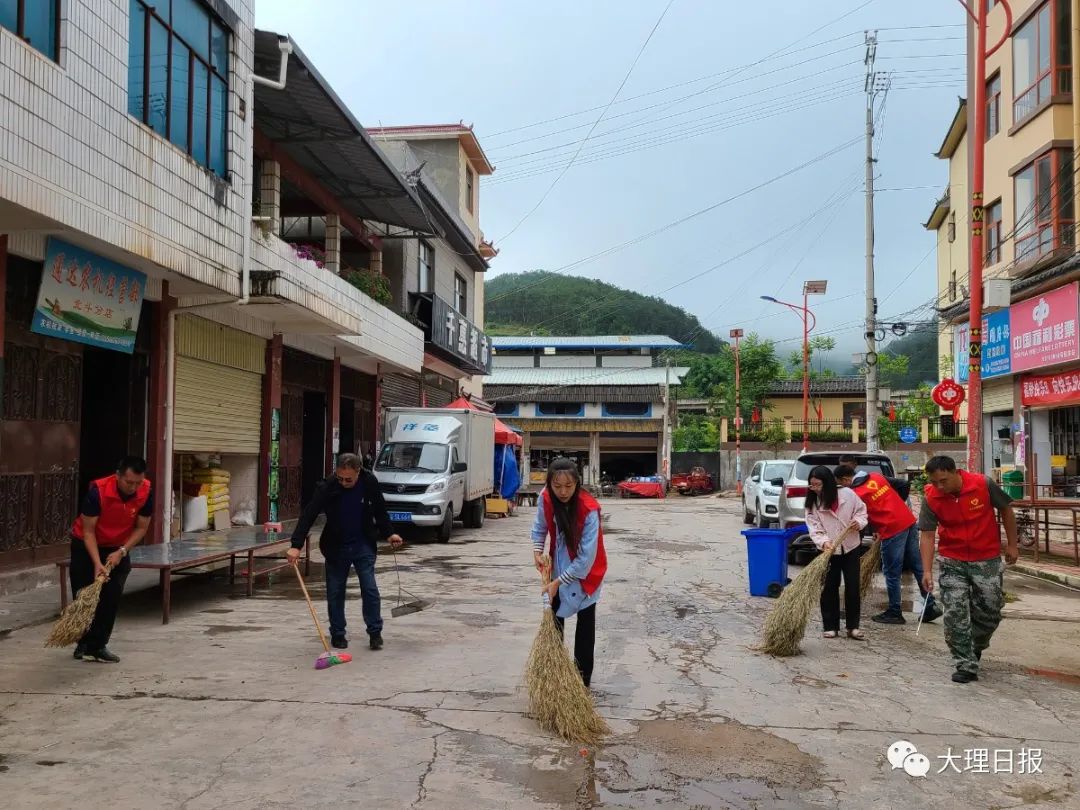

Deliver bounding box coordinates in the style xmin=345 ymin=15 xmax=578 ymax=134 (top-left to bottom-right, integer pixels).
xmin=932 ymin=378 xmax=966 ymax=410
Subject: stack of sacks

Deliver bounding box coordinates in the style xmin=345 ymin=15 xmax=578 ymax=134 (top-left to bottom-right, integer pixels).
xmin=184 ymin=463 xmax=232 ymax=529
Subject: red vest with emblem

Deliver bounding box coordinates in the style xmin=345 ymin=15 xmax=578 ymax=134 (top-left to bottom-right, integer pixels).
xmin=541 ymin=488 xmax=607 ymax=596
xmin=71 ymin=475 xmax=152 ymax=548
xmin=851 ymin=472 xmax=916 ymax=539
xmin=922 ymin=470 xmax=1000 ymax=562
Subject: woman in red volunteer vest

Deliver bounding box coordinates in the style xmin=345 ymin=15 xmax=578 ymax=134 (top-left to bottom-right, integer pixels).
xmin=919 ymin=455 xmax=1017 ymax=684
xmin=69 ymin=456 xmax=153 ymax=663
xmin=531 ymin=458 xmax=607 ymax=688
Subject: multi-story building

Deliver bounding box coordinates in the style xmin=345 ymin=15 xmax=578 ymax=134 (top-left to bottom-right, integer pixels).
xmin=369 ymin=124 xmax=497 ymax=407
xmin=483 ymin=335 xmax=688 ymax=485
xmin=0 ymin=2 xmax=471 ymax=570
xmin=929 ymin=0 xmax=1080 ymax=485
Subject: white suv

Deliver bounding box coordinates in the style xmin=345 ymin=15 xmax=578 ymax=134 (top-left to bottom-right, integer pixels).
xmin=742 ymin=459 xmax=793 ymax=528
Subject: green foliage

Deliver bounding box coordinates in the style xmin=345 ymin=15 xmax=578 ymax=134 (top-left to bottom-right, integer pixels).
xmin=484 ymin=271 xmax=723 ymax=352
xmin=786 ymin=335 xmax=837 ymax=379
xmin=877 ymin=384 xmax=942 ymax=447
xmin=673 ymin=415 xmax=720 ymax=452
xmin=761 ymin=419 xmax=788 ymax=454
xmin=681 ymin=333 xmax=782 ymax=420
xmin=876 ymin=354 xmax=910 ymax=388
xmin=344 ymin=268 xmax=393 ymax=307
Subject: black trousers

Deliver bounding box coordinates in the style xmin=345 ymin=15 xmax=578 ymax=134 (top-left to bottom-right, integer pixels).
xmin=551 ymin=593 xmax=596 ymax=687
xmin=70 ymin=539 xmax=131 ymax=650
xmin=820 ymin=549 xmax=861 ymax=632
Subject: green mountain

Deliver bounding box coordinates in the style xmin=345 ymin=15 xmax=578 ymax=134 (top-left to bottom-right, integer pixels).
xmin=484 ymin=271 xmax=723 ymax=353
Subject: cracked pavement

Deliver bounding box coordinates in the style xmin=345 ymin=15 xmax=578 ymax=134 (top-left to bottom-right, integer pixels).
xmin=0 ymin=498 xmax=1078 ymax=808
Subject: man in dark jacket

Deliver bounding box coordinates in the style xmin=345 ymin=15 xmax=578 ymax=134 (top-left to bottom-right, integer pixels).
xmin=286 ymin=453 xmax=402 ymax=650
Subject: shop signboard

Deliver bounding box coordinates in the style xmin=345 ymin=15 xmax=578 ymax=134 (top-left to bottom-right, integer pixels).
xmin=31 ymin=238 xmax=146 ymax=354
xmin=1010 ymin=282 xmax=1080 ymax=373
xmin=426 ymin=294 xmax=493 ymax=375
xmin=1020 ymin=370 xmax=1080 ymax=407
xmin=956 ymin=308 xmax=1011 ymax=382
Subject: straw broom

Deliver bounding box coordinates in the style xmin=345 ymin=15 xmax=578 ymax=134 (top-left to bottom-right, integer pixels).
xmin=45 ymin=562 xmax=113 ymax=648
xmin=760 ymin=524 xmax=865 ymax=657
xmin=859 ymin=536 xmax=882 ymax=600
xmin=524 ymin=556 xmax=609 ymax=746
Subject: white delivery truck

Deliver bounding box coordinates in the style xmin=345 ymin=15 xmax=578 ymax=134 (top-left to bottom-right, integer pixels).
xmin=375 ymin=407 xmax=496 ymax=542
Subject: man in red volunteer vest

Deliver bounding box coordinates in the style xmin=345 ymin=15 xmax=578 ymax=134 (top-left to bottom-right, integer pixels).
xmin=835 ymin=467 xmax=942 ymax=625
xmin=919 ymin=455 xmax=1018 ymax=684
xmin=69 ymin=456 xmax=153 ymax=663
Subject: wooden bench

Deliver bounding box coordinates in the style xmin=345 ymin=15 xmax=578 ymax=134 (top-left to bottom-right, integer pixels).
xmin=516 ymin=490 xmax=540 ymax=507
xmin=57 ymin=530 xmax=309 ymax=625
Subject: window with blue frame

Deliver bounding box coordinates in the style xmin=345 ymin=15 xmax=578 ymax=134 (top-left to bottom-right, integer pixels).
xmin=0 ymin=0 xmax=59 ymax=61
xmin=536 ymin=402 xmax=584 ymax=417
xmin=493 ymin=402 xmax=518 ymax=416
xmin=602 ymin=402 xmax=651 ymax=417
xmin=128 ymin=0 xmax=230 ymax=177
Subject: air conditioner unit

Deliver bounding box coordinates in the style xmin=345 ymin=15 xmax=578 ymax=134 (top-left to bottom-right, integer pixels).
xmin=984 ymin=278 xmax=1011 ymax=311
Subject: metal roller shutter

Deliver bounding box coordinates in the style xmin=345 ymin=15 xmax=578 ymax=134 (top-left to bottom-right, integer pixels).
xmin=982 ymin=379 xmax=1013 ymax=413
xmin=175 ymin=357 xmax=263 ymax=454
xmin=382 ymin=373 xmax=420 ymax=408
xmin=424 ymin=383 xmax=453 ymax=408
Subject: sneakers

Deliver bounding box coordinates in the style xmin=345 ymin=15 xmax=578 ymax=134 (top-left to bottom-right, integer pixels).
xmin=369 ymin=633 xmax=383 ymax=651
xmin=331 ymin=636 xmax=348 ymax=650
xmin=84 ymin=647 xmax=120 ymax=663
xmin=923 ymin=604 xmax=944 ymax=623
xmin=952 ymin=670 xmax=979 ymax=684
xmin=872 ymin=610 xmax=906 ymax=625
xmin=73 ymin=643 xmax=86 ymax=660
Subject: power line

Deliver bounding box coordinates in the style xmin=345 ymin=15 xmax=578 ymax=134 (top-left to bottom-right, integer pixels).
xmin=485 ymin=135 xmax=863 ymax=305
xmin=495 ymin=0 xmax=677 ymax=243
xmin=488 ymin=87 xmax=862 ymax=185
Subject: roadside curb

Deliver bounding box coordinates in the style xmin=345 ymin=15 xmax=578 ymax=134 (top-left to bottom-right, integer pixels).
xmin=1013 ymin=563 xmax=1080 ymax=591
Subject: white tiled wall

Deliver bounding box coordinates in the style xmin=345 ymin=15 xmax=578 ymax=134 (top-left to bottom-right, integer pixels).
xmin=0 ymin=0 xmax=254 ymax=294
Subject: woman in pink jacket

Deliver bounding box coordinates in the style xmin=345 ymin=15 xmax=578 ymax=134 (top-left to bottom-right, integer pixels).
xmin=805 ymin=465 xmax=869 ymax=639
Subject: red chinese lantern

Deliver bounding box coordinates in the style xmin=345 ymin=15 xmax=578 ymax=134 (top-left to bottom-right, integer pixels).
xmin=751 ymin=407 xmax=760 ymax=424
xmin=888 ymin=403 xmax=897 ymax=422
xmin=931 ymin=378 xmax=966 ymax=411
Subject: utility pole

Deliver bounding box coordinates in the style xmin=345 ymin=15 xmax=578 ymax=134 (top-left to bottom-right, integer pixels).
xmin=662 ymin=357 xmax=671 ymax=480
xmin=956 ymin=0 xmax=1012 ymax=472
xmin=730 ymin=329 xmax=744 ymax=494
xmin=864 ymin=31 xmax=884 ymax=453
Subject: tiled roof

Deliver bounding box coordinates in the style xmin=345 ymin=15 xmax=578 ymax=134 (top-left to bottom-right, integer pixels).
xmin=770 ymin=376 xmax=866 ymax=395
xmin=484 ymin=384 xmax=665 ymax=403
xmin=491 ymin=335 xmax=684 ymax=350
xmin=483 ymin=366 xmax=690 ymax=387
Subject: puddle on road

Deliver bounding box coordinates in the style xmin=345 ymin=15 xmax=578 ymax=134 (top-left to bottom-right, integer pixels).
xmin=203 ymin=625 xmax=269 ymax=636
xmin=199 ymin=608 xmax=233 ymax=614
xmin=454 ymin=715 xmax=823 ymax=808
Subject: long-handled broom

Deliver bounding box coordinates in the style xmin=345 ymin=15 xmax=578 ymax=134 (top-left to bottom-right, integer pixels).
xmin=524 ymin=556 xmax=609 ymax=745
xmin=759 ymin=531 xmax=848 ymax=657
xmin=292 ymin=564 xmax=351 ymax=670
xmin=45 ymin=562 xmax=114 ymax=648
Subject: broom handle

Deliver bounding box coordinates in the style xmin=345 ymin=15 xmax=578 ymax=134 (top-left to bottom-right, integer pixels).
xmin=292 ymin=564 xmax=330 ymax=654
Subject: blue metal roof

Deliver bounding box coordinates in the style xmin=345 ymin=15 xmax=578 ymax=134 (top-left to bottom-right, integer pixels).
xmin=491 ymin=335 xmax=684 ymax=350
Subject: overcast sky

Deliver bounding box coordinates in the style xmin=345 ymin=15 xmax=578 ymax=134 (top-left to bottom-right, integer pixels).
xmin=255 ymin=0 xmax=964 ymax=363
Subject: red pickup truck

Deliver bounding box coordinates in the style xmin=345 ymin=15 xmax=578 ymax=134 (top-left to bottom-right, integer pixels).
xmin=672 ymin=467 xmax=715 ymax=496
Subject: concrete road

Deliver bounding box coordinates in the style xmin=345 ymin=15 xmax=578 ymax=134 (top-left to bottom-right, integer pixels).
xmin=1 ymin=498 xmax=1078 ymax=809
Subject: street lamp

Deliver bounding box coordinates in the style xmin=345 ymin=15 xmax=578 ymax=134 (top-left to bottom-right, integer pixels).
xmin=730 ymin=328 xmax=744 ymax=494
xmin=761 ymin=280 xmax=828 ymax=452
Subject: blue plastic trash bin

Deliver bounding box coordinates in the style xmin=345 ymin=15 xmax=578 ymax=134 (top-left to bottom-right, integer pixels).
xmin=741 ymin=526 xmax=800 ymax=597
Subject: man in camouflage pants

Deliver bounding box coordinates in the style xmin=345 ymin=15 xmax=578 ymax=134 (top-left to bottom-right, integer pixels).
xmin=919 ymin=456 xmax=1018 ymax=683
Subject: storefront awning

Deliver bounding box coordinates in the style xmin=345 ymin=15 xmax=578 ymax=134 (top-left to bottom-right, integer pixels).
xmin=253 ymin=31 xmax=435 ymax=236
